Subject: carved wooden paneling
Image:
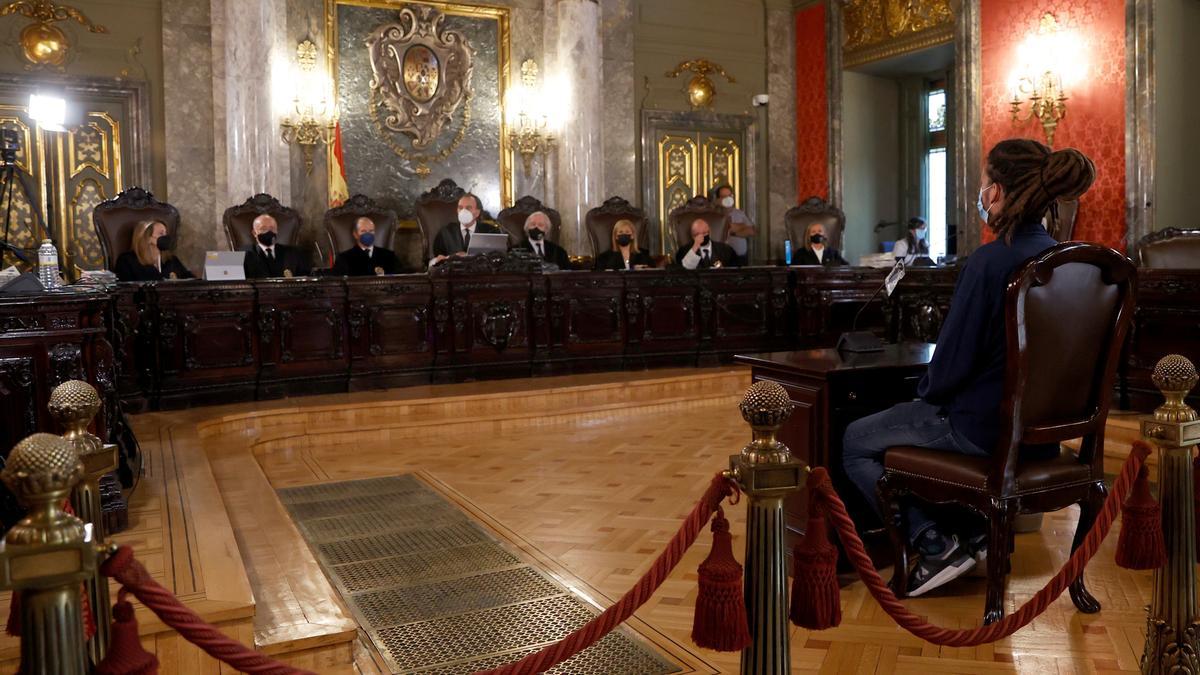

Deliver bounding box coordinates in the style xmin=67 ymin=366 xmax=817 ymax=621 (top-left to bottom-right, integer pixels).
xmin=0 ymin=355 xmax=37 ymax=444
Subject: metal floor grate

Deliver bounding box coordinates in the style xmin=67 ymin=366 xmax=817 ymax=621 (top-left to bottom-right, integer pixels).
xmin=279 ymin=475 xmax=681 ymax=674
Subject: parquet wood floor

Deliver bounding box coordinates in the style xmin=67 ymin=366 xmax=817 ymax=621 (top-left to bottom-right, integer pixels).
xmin=118 ymin=367 xmax=1155 ymax=674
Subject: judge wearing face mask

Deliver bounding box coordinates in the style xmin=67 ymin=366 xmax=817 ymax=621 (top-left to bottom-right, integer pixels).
xmin=793 ymin=222 xmax=848 ymax=266
xmin=892 ymin=217 xmax=930 ymax=264
xmin=242 ymin=213 xmax=310 ymax=279
xmin=429 ymin=193 xmax=503 ymax=266
xmin=514 ymin=211 xmax=569 ymax=269
xmin=114 ymin=219 xmax=195 ymax=282
xmin=713 ymin=184 xmax=756 ymax=263
xmin=674 ymin=218 xmax=738 ymax=269
xmin=332 ymin=216 xmax=402 ymax=276
xmin=595 ymin=219 xmax=654 ymax=271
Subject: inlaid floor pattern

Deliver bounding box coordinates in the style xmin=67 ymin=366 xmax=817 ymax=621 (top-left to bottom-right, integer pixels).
xmin=278 ymin=474 xmax=681 ymax=674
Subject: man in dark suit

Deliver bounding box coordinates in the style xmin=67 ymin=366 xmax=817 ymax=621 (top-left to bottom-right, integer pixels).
xmin=514 ymin=211 xmax=569 ymax=269
xmin=674 ymin=218 xmax=738 ymax=269
xmin=242 ymin=214 xmax=311 ymax=278
xmin=793 ymin=222 xmax=848 ymax=266
xmin=429 ymin=193 xmax=503 ymax=266
xmin=332 ymin=216 xmax=401 ymax=276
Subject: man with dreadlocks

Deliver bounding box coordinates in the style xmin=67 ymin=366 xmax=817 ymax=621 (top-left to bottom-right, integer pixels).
xmin=841 ymin=138 xmax=1097 ymax=597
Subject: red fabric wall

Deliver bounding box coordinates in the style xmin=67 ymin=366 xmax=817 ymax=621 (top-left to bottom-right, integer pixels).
xmin=980 ymin=0 xmax=1127 ymax=249
xmin=795 ymin=4 xmax=828 ymax=199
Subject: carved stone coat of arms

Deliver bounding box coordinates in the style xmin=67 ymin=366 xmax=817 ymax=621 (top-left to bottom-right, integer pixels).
xmin=366 ymin=5 xmax=473 ymax=150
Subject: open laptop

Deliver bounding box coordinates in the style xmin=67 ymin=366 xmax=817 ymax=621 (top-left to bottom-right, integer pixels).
xmin=204 ymin=251 xmax=246 ymax=280
xmin=465 ymin=232 xmax=508 ymax=256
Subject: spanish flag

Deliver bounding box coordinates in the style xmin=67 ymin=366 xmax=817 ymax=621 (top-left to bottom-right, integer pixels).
xmin=329 ymin=122 xmax=350 ymax=207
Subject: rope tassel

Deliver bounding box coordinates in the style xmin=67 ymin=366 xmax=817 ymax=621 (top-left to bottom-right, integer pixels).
xmin=1115 ymin=449 xmax=1167 ymax=570
xmin=789 ymin=486 xmax=841 ymax=630
xmin=691 ymin=508 xmax=751 ymax=652
xmin=96 ymin=592 xmax=159 ymax=675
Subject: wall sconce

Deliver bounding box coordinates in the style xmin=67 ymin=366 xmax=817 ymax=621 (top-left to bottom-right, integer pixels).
xmin=506 ymin=59 xmax=556 ymax=178
xmin=280 ymin=39 xmax=337 ymax=174
xmin=1008 ymin=13 xmax=1084 ymax=147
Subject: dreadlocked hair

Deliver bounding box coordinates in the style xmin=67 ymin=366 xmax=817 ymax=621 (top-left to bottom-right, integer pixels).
xmin=985 ymin=139 xmax=1096 ymax=243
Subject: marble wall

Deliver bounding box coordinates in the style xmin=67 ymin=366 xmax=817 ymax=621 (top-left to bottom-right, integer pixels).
xmin=766 ymin=4 xmax=798 ymax=260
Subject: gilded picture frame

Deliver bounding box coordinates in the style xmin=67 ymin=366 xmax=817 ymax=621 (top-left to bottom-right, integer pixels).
xmin=324 ymin=0 xmax=512 ymax=213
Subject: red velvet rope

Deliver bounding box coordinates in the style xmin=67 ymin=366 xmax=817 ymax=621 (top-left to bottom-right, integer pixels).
xmin=476 ymin=473 xmax=739 ymax=675
xmin=99 ymin=546 xmax=314 ymax=675
xmin=811 ymin=441 xmax=1149 ymax=646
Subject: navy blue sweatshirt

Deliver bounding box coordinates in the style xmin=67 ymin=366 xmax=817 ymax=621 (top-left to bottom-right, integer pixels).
xmin=918 ymin=222 xmax=1057 ymax=452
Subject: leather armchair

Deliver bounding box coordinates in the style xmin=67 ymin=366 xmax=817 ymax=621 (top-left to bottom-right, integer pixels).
xmin=413 ymin=178 xmax=495 ymax=261
xmin=585 ymin=196 xmax=648 ymax=257
xmin=496 ymin=195 xmax=562 ymax=246
xmin=668 ymin=196 xmax=727 ymax=252
xmin=1138 ymin=228 xmax=1200 ymax=269
xmin=325 ymin=194 xmax=399 ymax=255
xmin=784 ymin=197 xmax=845 ymax=252
xmin=93 ymin=187 xmax=181 ymax=271
xmin=877 ymin=242 xmax=1136 ymax=625
xmin=223 ymin=194 xmax=301 ymax=251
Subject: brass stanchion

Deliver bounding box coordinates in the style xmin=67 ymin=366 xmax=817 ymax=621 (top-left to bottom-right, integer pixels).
xmin=50 ymin=380 xmax=116 ymax=666
xmin=1140 ymin=355 xmax=1200 ymax=674
xmin=728 ymin=381 xmax=806 ymax=675
xmin=0 ymin=433 xmax=95 ymax=675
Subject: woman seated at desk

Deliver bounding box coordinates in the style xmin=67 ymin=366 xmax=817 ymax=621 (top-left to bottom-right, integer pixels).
xmin=841 ymin=138 xmax=1096 ymax=597
xmin=115 ymin=219 xmax=194 ymax=282
xmin=794 ymin=222 xmax=848 ymax=266
xmin=595 ymin=219 xmax=653 ymax=271
xmin=892 ymin=217 xmax=930 ymax=265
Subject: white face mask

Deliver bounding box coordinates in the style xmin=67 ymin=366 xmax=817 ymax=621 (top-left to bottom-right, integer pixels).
xmin=457 ymin=208 xmax=474 ymax=226
xmin=977 ymin=184 xmax=994 ymax=224
xmin=720 ymin=196 xmax=734 ymax=208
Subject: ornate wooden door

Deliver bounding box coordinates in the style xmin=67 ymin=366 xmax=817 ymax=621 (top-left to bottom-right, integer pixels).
xmin=0 ymin=77 xmax=150 ymax=276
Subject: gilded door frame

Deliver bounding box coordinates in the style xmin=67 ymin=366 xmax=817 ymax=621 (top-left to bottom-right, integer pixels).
xmin=0 ymin=74 xmax=151 ymax=274
xmin=639 ymin=109 xmax=758 ymax=255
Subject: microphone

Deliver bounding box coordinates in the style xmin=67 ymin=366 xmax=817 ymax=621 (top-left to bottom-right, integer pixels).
xmin=836 ymin=260 xmax=906 ymax=353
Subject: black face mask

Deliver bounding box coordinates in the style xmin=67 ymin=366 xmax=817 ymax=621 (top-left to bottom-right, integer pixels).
xmin=701 ymin=235 xmax=711 ymax=246
xmin=809 ymin=234 xmax=826 ymax=245
xmin=155 ymin=235 xmax=173 ymax=252
xmin=615 ymin=234 xmax=633 ymax=247
xmin=257 ymin=231 xmax=277 ymax=246
xmin=527 ymin=228 xmax=545 ymax=241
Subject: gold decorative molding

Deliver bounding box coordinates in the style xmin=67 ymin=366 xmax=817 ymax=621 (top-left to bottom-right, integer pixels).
xmin=665 ymin=59 xmax=735 ymax=109
xmin=843 ymin=0 xmax=953 ymax=68
xmin=0 ymin=0 xmax=108 ymax=69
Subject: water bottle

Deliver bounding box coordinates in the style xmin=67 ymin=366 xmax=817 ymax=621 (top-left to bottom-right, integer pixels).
xmin=37 ymin=239 xmax=59 ymax=289
xmin=784 ymin=239 xmax=793 ymax=265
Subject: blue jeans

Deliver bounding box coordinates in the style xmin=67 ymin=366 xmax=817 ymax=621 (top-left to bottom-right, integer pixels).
xmin=842 ymin=400 xmax=988 ymax=544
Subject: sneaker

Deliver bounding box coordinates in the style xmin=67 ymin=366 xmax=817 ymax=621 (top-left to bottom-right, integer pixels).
xmin=908 ymin=534 xmax=976 ymax=597
xmin=966 ymin=533 xmax=987 ymax=578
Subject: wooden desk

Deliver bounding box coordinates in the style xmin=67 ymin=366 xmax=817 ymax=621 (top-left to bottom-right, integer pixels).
xmin=735 ymin=343 xmax=935 ymax=554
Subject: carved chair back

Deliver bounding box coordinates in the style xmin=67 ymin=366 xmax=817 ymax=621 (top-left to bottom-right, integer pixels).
xmin=496 ymin=195 xmax=562 ymax=246
xmin=223 ymin=194 xmax=302 ymax=250
xmin=1138 ymin=228 xmax=1200 ymax=269
xmin=324 ymin=194 xmax=400 ymax=254
xmin=668 ymin=196 xmax=727 ymax=252
xmin=784 ymin=197 xmax=845 ymax=252
xmin=93 ymin=187 xmax=181 ymax=271
xmin=585 ymin=196 xmax=648 ymax=257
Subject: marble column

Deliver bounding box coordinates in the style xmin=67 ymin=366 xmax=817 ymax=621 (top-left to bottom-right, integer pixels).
xmin=600 ymin=0 xmax=637 ymax=203
xmin=553 ymin=0 xmax=603 ymax=256
xmin=223 ymin=0 xmax=291 ymax=205
xmin=765 ymin=4 xmax=798 ymax=262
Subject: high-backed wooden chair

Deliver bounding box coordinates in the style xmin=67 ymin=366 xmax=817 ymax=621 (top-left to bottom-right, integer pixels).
xmin=585 ymin=196 xmax=648 ymax=257
xmin=93 ymin=187 xmax=180 ymax=271
xmin=496 ymin=195 xmax=562 ymax=245
xmin=784 ymin=197 xmax=846 ymax=251
xmin=1044 ymin=199 xmax=1080 ymax=242
xmin=413 ymin=179 xmax=495 ymax=261
xmin=1138 ymin=228 xmax=1200 ymax=269
xmin=223 ymin=194 xmax=301 ymax=251
xmin=668 ymin=196 xmax=727 ymax=252
xmin=325 ymin=194 xmax=399 ymax=255
xmin=877 ymin=242 xmax=1136 ymax=625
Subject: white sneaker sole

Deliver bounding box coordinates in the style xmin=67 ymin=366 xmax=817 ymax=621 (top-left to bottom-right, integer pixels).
xmin=909 ymin=555 xmax=977 ymax=597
